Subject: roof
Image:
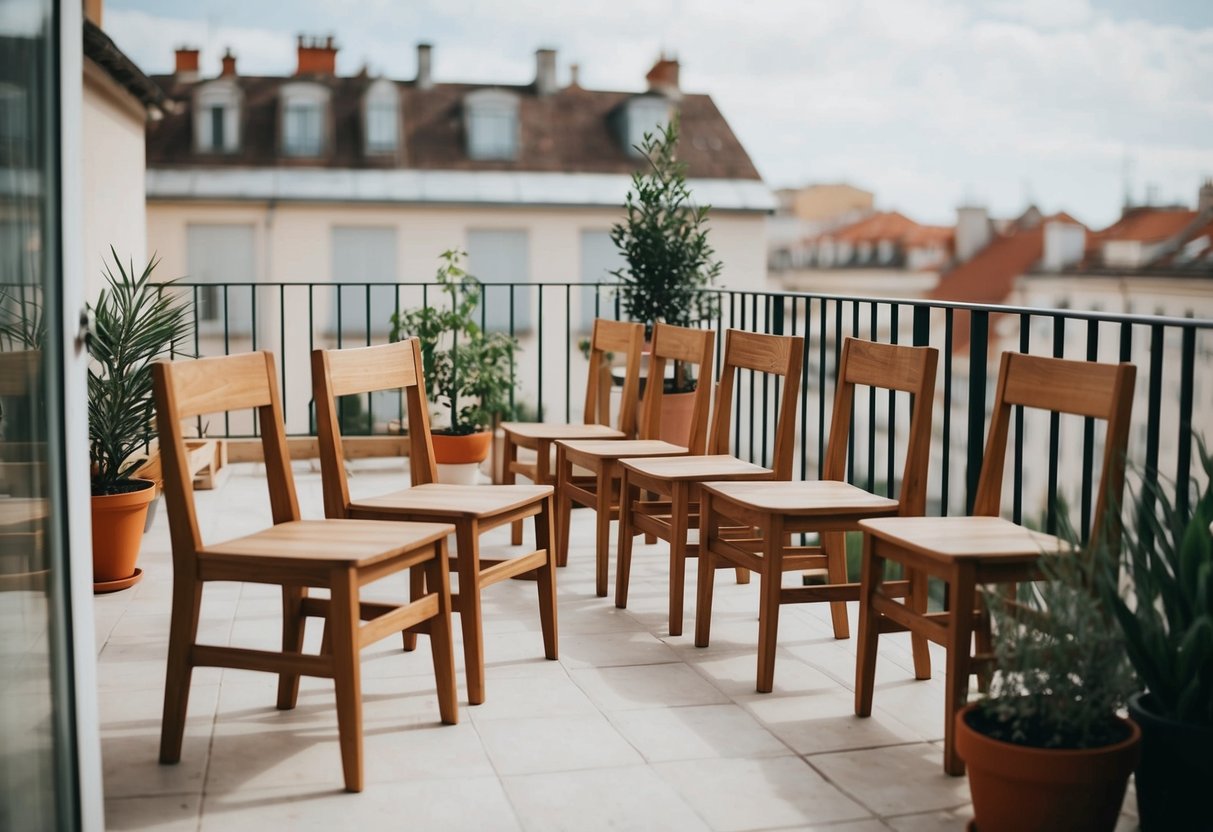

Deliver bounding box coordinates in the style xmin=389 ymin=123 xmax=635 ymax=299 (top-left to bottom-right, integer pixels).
xmin=829 ymin=211 xmax=919 ymax=244
xmin=1095 ymin=207 xmax=1197 ymax=243
xmin=902 ymin=224 xmax=954 ymax=247
xmin=83 ymin=20 xmax=165 ymax=114
xmin=146 ymin=73 xmax=762 ymax=181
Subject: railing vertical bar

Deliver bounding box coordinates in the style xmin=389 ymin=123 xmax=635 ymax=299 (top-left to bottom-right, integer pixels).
xmin=193 ymin=286 xmax=203 ymax=438
xmin=848 ymin=301 xmax=859 ymax=484
xmin=1013 ymin=315 xmax=1030 ymax=525
xmin=308 ymin=285 xmax=315 ymax=434
xmin=819 ymin=299 xmax=829 ymax=478
xmin=1080 ymin=319 xmax=1099 ymax=541
xmin=799 ymin=297 xmax=810 ymax=481
xmin=565 ymin=284 xmax=572 ymax=424
xmin=887 ymin=304 xmax=899 ymax=497
xmin=967 ymin=310 xmax=990 ymax=514
xmin=538 ymin=284 xmax=545 ymax=424
xmin=867 ymin=301 xmax=878 ymax=493
xmin=508 ymin=285 xmax=516 ymax=416
xmin=1046 ymin=316 xmax=1065 ymax=534
xmin=279 ymin=285 xmax=287 ymax=434
xmin=1140 ymin=324 xmax=1165 ymax=551
xmin=761 ymin=295 xmax=771 ymax=467
xmin=734 ymin=294 xmax=744 ymax=458
xmin=1174 ymin=326 xmax=1196 ymax=520
xmin=364 ymin=284 xmax=372 ymax=427
xmin=223 ymin=284 xmax=231 ymax=436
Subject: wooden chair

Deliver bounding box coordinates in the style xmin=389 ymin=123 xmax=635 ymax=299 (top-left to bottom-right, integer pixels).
xmin=853 ymin=351 xmax=1136 ymax=775
xmin=500 ymin=318 xmax=645 ymax=544
xmin=153 ymin=351 xmax=458 ymax=793
xmin=696 ymin=338 xmax=939 ymax=692
xmin=554 ymin=323 xmax=715 ymax=598
xmin=616 ymin=328 xmax=804 ymax=636
xmin=312 ymin=338 xmax=558 ymax=707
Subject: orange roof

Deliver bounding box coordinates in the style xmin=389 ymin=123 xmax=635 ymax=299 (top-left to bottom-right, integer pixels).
xmin=1096 ymin=208 xmax=1197 ymax=243
xmin=902 ymin=224 xmax=954 ymax=248
xmin=828 ymin=211 xmax=921 ymax=244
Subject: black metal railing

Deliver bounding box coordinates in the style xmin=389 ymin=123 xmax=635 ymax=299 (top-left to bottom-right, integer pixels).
xmin=168 ymin=280 xmax=1213 ymax=533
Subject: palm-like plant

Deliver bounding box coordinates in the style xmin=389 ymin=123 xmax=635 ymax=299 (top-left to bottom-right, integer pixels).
xmin=88 ymin=248 xmax=192 ymax=495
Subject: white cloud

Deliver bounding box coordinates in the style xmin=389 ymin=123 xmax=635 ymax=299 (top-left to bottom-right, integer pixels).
xmin=103 ymin=1 xmax=1213 ymax=227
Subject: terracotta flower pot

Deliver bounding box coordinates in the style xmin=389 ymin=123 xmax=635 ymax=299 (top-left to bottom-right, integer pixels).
xmin=955 ymin=703 xmax=1140 ymax=832
xmin=431 ymin=430 xmax=492 ymax=465
xmin=91 ymin=478 xmax=156 ymax=592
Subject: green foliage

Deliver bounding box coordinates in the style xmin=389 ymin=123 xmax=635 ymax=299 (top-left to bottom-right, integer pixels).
xmin=979 ymin=515 xmax=1136 ymax=749
xmin=389 ymin=250 xmax=517 ymax=434
xmin=610 ymin=116 xmax=721 ymax=340
xmin=88 ymin=249 xmax=192 ymax=495
xmin=1100 ymin=438 xmax=1213 ymax=728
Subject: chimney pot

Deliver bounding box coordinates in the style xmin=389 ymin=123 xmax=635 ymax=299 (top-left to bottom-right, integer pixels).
xmin=416 ymin=42 xmax=433 ymax=90
xmin=645 ymin=54 xmax=681 ymax=99
xmin=535 ymin=48 xmax=557 ymax=97
xmin=568 ymin=63 xmax=580 ymax=88
xmin=174 ymin=46 xmax=200 ymax=81
xmin=220 ymin=48 xmax=237 ymax=77
xmin=955 ymin=205 xmax=992 ymax=263
xmin=1198 ymin=179 xmax=1213 ymax=214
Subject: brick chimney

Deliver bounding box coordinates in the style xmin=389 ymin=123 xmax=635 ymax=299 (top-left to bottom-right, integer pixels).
xmin=568 ymin=63 xmax=581 ymax=88
xmin=535 ymin=48 xmax=557 ymax=96
xmin=296 ymin=34 xmax=338 ymax=76
xmin=416 ymin=42 xmax=433 ymax=90
xmin=174 ymin=46 xmax=200 ymax=82
xmin=955 ymin=205 xmax=992 ymax=262
xmin=1199 ymin=178 xmax=1213 ymax=214
xmin=220 ymin=48 xmax=237 ymax=77
xmin=646 ymin=54 xmax=680 ymax=98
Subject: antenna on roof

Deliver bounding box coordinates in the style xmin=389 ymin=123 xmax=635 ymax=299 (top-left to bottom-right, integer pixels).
xmin=1121 ymin=152 xmax=1135 ymax=211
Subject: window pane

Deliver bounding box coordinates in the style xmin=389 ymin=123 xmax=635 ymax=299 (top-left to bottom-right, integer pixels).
xmin=330 ymin=226 xmax=396 ymax=338
xmin=467 ymin=230 xmax=530 ymax=332
xmin=366 ymin=102 xmax=396 ymax=152
xmin=469 ymin=109 xmax=516 ymax=160
xmin=185 ymin=224 xmax=255 ymax=333
xmin=579 ymin=230 xmax=622 ymax=332
xmin=285 ymin=102 xmax=322 ymax=156
xmin=209 ymin=106 xmax=224 ymax=151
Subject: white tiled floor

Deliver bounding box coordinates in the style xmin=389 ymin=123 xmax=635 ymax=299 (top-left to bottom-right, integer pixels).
xmin=94 ymin=461 xmax=1137 ymax=831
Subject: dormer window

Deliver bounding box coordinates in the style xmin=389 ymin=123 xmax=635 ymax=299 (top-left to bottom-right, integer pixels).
xmin=193 ymin=79 xmax=241 ymax=153
xmin=464 ymin=89 xmax=519 ymax=161
xmin=622 ymin=95 xmax=672 ymax=157
xmin=280 ymin=81 xmax=329 ymax=157
xmin=363 ymin=78 xmax=399 ymax=155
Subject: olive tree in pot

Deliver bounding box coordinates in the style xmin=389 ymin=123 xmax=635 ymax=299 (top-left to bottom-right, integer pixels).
xmin=89 ymin=249 xmax=191 ymax=592
xmin=389 ymin=250 xmax=516 ymax=474
xmin=955 ymin=530 xmax=1140 ymax=832
xmin=610 ymin=115 xmax=720 ymax=446
xmin=1099 ymin=439 xmax=1213 ymax=830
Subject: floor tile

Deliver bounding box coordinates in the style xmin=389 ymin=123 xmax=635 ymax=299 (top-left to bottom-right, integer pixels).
xmin=477 ymin=714 xmax=643 ymax=775
xmin=808 ymin=744 xmax=971 ymax=816
xmin=569 ymin=663 xmax=731 ymax=711
xmin=104 ymin=793 xmax=202 ymax=832
xmin=607 ymin=703 xmax=788 ymax=762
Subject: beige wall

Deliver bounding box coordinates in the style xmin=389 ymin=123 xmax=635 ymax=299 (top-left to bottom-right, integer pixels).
xmin=786 ymin=184 xmax=873 ymax=223
xmin=82 ymin=60 xmax=147 ymax=298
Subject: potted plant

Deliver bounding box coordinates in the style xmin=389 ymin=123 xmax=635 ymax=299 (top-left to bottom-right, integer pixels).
xmin=610 ymin=115 xmax=720 ymax=446
xmin=1099 ymin=439 xmax=1213 ymax=830
xmin=89 ymin=249 xmax=191 ymax=591
xmin=389 ymin=250 xmax=517 ymax=470
xmin=954 ymin=528 xmax=1141 ymax=832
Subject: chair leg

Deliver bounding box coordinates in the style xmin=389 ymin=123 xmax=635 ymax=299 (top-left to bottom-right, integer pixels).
xmin=854 ymin=534 xmax=884 ymax=718
xmin=425 ymin=539 xmax=459 ymax=725
xmin=505 ymin=435 xmax=524 ymax=546
xmin=328 ymin=566 xmax=364 ymax=793
xmin=667 ymin=482 xmax=691 ymax=637
xmin=756 ymin=516 xmax=785 ymax=693
xmin=823 ymin=531 xmax=850 ymax=640
xmin=276 ymin=585 xmax=309 ymax=710
xmin=615 ymin=470 xmax=637 ymax=609
xmin=555 ymin=452 xmax=574 ymax=569
xmin=694 ymin=491 xmax=719 ymax=648
xmin=159 ymin=576 xmax=203 ymax=764
xmin=534 ymin=494 xmax=559 ymax=660
xmin=453 ymin=520 xmax=487 ymax=705
xmin=735 ymin=566 xmax=751 ymax=585
xmin=943 ymin=566 xmax=977 ymax=776
xmin=594 ymin=465 xmax=613 ymax=597
xmin=909 ymin=567 xmax=932 ymax=680
xmin=402 ymin=565 xmax=426 ymax=652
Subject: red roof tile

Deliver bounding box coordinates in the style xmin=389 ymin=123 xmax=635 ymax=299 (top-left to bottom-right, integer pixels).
xmin=1095 ymin=208 xmax=1197 ymax=243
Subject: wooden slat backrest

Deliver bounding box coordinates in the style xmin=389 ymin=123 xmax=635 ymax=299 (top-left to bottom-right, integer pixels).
xmin=708 ymin=329 xmax=804 ymax=479
xmin=974 ymin=351 xmax=1136 ymax=547
xmin=822 ymin=339 xmax=939 ymax=516
xmin=584 ymin=318 xmax=645 ymax=435
xmin=311 ymin=339 xmax=437 ymax=520
xmin=639 ymin=323 xmax=716 ymax=454
xmin=152 ymin=351 xmax=300 ymax=563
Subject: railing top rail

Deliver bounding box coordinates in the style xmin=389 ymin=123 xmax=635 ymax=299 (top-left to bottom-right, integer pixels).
xmin=165 ymin=281 xmax=1213 ymax=330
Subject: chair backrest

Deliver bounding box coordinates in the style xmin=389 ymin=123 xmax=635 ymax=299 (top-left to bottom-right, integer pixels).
xmin=585 ymin=318 xmax=645 ymax=436
xmin=152 ymin=351 xmax=300 ymax=565
xmin=707 ymin=329 xmax=804 ymax=479
xmin=822 ymin=338 xmax=939 ymax=515
xmin=311 ymin=339 xmax=437 ymax=519
xmin=638 ymin=322 xmax=716 ymax=454
xmin=973 ymin=351 xmax=1136 ymax=545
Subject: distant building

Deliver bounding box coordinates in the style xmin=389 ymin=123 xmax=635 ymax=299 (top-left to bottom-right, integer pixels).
xmin=143 ymin=37 xmax=773 ymax=430
xmin=768 ymin=182 xmax=873 ymax=272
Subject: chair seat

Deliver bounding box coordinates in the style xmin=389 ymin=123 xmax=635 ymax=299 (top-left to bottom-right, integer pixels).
xmin=702 ymin=480 xmax=899 ymax=516
xmin=621 ymin=454 xmax=772 ymax=482
xmin=559 ymin=438 xmax=689 ymax=463
xmin=201 ymin=519 xmax=454 ymax=566
xmin=350 ymin=483 xmax=552 ymax=520
xmin=501 ymin=422 xmax=626 ymax=441
xmin=858 ymin=516 xmax=1069 ymax=563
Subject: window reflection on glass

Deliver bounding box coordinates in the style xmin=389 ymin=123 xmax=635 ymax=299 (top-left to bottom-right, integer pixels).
xmin=365 ymin=100 xmax=396 ymax=153
xmin=284 ymin=101 xmax=323 ymax=156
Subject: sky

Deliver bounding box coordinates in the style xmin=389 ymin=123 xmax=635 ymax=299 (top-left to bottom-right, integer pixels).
xmin=103 ymin=0 xmax=1213 ymax=229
